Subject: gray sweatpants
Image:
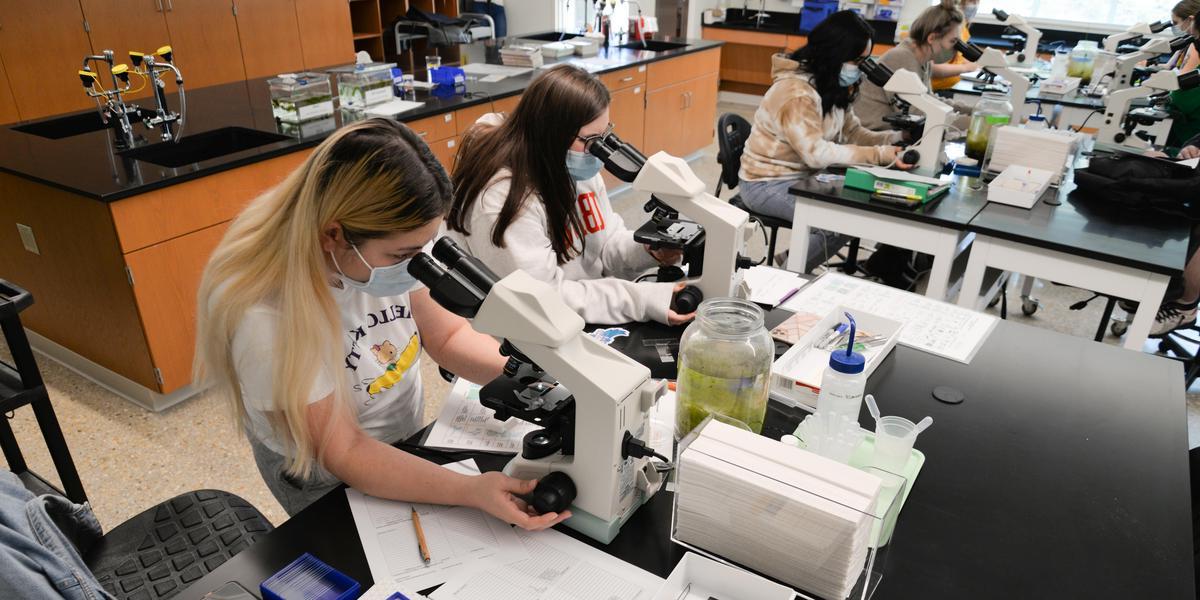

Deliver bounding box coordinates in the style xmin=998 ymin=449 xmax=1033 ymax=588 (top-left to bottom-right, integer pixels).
xmin=739 ymin=178 xmax=849 ymax=274
xmin=249 ymin=435 xmax=342 ymax=517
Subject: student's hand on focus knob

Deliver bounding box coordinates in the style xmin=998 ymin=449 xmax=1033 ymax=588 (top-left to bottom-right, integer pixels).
xmin=645 ymin=244 xmax=684 ymax=265
xmin=667 ymin=282 xmax=697 ymax=326
xmin=1180 ymin=145 xmax=1200 ymax=160
xmin=890 ymin=147 xmax=917 ymax=171
xmin=468 ymin=472 xmax=571 ymax=531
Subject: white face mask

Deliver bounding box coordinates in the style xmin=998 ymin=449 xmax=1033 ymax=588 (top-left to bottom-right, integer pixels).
xmin=331 ymin=244 xmax=420 ymax=297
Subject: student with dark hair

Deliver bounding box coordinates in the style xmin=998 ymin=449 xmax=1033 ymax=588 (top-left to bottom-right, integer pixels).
xmin=854 ymin=0 xmax=973 ymax=132
xmin=447 ymin=65 xmax=693 ymax=326
xmin=738 ymin=10 xmax=910 ymax=272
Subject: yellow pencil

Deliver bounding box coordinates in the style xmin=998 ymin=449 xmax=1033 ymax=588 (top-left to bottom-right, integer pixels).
xmin=411 ymin=506 xmax=431 ymax=565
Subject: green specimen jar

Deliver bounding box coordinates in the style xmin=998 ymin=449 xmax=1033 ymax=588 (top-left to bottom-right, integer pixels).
xmin=675 ymin=298 xmax=774 ymax=439
xmin=964 ymin=92 xmax=1013 ymax=160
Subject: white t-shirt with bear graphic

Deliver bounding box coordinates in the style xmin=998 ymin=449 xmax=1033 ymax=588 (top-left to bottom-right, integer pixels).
xmin=232 ymin=282 xmax=424 ymax=456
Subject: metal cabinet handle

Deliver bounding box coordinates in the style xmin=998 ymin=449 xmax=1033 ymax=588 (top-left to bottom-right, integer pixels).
xmin=417 ymin=131 xmax=429 ymax=137
xmin=166 ymin=0 xmax=173 ymax=10
xmin=620 ymin=76 xmax=634 ymax=82
xmin=155 ymin=0 xmax=163 ymax=11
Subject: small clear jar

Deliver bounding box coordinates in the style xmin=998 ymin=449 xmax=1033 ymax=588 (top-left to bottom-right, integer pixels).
xmin=965 ymin=92 xmax=1013 ymax=161
xmin=675 ymin=298 xmax=774 ymax=439
xmin=1068 ymin=40 xmax=1099 ymax=85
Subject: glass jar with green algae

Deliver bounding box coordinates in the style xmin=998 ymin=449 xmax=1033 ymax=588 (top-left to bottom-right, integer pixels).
xmin=675 ymin=298 xmax=774 ymax=439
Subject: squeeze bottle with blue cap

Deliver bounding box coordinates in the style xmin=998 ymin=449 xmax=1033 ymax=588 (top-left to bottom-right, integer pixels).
xmin=816 ymin=313 xmax=867 ymax=422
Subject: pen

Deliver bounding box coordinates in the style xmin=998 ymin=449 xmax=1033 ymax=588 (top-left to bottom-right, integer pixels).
xmin=411 ymin=506 xmax=431 ymax=565
xmin=776 ymin=287 xmax=801 ymax=306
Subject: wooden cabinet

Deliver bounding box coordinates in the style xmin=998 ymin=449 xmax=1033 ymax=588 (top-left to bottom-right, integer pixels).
xmin=162 ymin=0 xmax=247 ymax=89
xmin=0 ymin=0 xmax=97 ymax=120
xmin=644 ymin=49 xmax=720 ymax=158
xmin=232 ymin=0 xmax=305 ymax=79
xmin=0 ymin=55 xmax=20 ymax=125
xmin=296 ymin=0 xmax=355 ymax=70
xmin=602 ymin=83 xmax=646 ymax=190
xmin=77 ymin=0 xmax=173 ymax=101
xmin=429 ymin=136 xmax=460 ymax=173
xmin=124 ymin=222 xmax=227 ymax=391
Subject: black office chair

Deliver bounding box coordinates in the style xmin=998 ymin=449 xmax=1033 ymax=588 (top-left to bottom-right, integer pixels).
xmin=86 ymin=490 xmax=274 ymax=599
xmin=716 ymin=113 xmax=791 ymax=266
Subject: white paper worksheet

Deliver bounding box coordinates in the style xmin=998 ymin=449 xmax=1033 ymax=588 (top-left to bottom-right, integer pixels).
xmin=346 ymin=460 xmax=529 ymax=590
xmin=430 ymin=528 xmax=664 ymax=600
xmin=781 ymin=273 xmax=997 ymax=364
xmin=424 ymin=379 xmax=540 ymax=453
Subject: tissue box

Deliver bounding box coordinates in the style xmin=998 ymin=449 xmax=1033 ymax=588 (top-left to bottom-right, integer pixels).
xmin=987 ymin=165 xmax=1055 ymax=209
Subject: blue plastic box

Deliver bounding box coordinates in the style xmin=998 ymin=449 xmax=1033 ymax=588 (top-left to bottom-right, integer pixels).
xmin=260 ymin=553 xmax=360 ymax=600
xmin=798 ymin=0 xmax=840 ymax=34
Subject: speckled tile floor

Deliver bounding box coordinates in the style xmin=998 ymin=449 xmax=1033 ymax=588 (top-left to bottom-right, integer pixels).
xmin=2 ymin=101 xmax=1196 ymax=532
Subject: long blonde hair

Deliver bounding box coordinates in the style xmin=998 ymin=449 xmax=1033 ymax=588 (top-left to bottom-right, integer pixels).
xmin=194 ymin=118 xmax=451 ymax=477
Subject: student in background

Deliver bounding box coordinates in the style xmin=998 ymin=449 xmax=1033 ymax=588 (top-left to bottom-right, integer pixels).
xmin=854 ymin=0 xmax=973 ymax=132
xmin=195 ymin=118 xmax=570 ymax=527
xmin=1168 ymin=0 xmax=1200 ymax=149
xmin=931 ymin=0 xmax=981 ymax=91
xmin=738 ymin=10 xmax=910 ymax=273
xmin=447 ymin=65 xmax=692 ymax=326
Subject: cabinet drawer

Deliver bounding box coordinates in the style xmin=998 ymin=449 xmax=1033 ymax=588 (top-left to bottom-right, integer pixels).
xmin=455 ymin=101 xmax=494 ymax=135
xmin=647 ymin=48 xmax=721 ymax=90
xmin=599 ymin=65 xmax=647 ymax=91
xmin=403 ymin=112 xmax=456 ymax=142
xmin=430 ymin=136 xmax=461 ymax=173
xmin=492 ymin=93 xmax=522 ymax=115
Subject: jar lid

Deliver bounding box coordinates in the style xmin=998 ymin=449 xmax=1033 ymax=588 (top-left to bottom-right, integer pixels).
xmin=1028 ymin=114 xmax=1046 ymax=121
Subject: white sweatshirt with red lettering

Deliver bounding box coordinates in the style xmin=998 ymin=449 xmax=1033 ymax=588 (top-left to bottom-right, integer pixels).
xmin=447 ymin=116 xmax=674 ymax=324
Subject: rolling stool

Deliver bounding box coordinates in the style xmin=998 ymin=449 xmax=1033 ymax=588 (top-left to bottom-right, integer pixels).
xmin=715 ymin=113 xmax=792 ymax=267
xmin=85 ymin=490 xmax=274 ymax=599
xmin=1156 ymin=324 xmax=1200 ymax=389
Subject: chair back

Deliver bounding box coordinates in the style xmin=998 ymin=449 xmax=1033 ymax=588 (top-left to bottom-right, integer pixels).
xmin=716 ymin=112 xmax=753 ymax=194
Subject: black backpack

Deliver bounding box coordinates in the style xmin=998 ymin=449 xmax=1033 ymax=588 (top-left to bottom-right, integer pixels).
xmin=1074 ymin=155 xmax=1200 ymax=220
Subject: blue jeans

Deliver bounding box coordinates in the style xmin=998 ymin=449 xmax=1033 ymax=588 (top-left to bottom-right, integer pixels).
xmin=739 ymin=178 xmax=849 ymax=273
xmin=470 ymin=2 xmax=507 ymax=38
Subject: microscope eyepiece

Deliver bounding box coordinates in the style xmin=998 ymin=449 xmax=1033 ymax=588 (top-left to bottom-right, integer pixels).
xmin=1180 ymin=69 xmax=1200 ymax=92
xmin=431 ymin=237 xmax=500 ymax=293
xmin=1150 ymin=20 xmax=1170 ymax=34
xmin=1171 ymin=34 xmax=1196 ymax=52
xmin=992 ymin=8 xmax=1009 ymax=21
xmin=954 ymin=39 xmax=984 ymax=62
xmin=859 ymin=58 xmax=895 ymax=88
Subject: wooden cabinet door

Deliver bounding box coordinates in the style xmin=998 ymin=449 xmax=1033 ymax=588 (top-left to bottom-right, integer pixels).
xmin=77 ymin=0 xmax=172 ymax=100
xmin=296 ymin=0 xmax=354 ymax=70
xmin=683 ymin=73 xmax=719 ymax=155
xmin=233 ymin=0 xmax=305 ymax=79
xmin=163 ymin=0 xmax=247 ymax=89
xmin=0 ymin=0 xmax=97 ymax=119
xmin=124 ymin=222 xmax=228 ymax=392
xmin=602 ymin=83 xmax=645 ymax=190
xmin=644 ymin=79 xmax=687 ymax=157
xmin=0 ymin=54 xmax=20 ymax=124
xmin=430 ymin=136 xmax=461 ymax=174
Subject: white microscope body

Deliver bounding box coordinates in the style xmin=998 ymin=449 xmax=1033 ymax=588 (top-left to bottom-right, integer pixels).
xmin=1095 ymin=69 xmax=1184 ymax=150
xmin=1103 ymin=21 xmax=1170 ymax=53
xmin=631 ymin=152 xmax=751 ymax=301
xmin=993 ymin=11 xmax=1042 ymax=67
xmin=1104 ymin=36 xmax=1180 ymax=92
xmin=883 ymin=69 xmax=954 ymax=176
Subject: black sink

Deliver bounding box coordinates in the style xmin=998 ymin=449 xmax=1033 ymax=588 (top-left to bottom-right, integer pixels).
xmin=118 ymin=126 xmax=290 ymax=168
xmin=522 ymin=32 xmax=582 ymax=42
xmin=13 ymin=110 xmax=145 ymax=139
xmin=616 ymin=40 xmax=690 ymax=52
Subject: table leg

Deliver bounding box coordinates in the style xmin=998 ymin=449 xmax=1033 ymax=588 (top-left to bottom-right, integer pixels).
xmin=787 ymin=199 xmax=813 ymax=274
xmin=924 ymin=232 xmax=958 ymax=301
xmin=958 ymin=237 xmax=991 ymax=309
xmin=1125 ymin=275 xmax=1171 ymax=350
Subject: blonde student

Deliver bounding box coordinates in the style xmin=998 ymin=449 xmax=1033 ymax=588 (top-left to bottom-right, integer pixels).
xmin=931 ymin=0 xmax=981 ymax=91
xmin=446 ymin=65 xmax=693 ymax=327
xmin=195 ymin=117 xmax=570 ymax=527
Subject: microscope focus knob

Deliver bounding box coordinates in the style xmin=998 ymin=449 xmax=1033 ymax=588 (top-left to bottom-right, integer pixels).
xmin=901 ymin=149 xmax=921 ymax=166
xmin=671 ymin=285 xmax=703 ymax=314
xmin=530 ymin=471 xmax=577 ymax=514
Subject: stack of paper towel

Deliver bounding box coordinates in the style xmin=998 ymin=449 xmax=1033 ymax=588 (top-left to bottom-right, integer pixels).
xmin=675 ymin=420 xmax=883 ymax=600
xmin=984 ymin=126 xmax=1083 ymax=185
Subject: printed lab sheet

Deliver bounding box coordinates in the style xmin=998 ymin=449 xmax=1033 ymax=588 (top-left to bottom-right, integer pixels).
xmin=425 ymin=379 xmax=539 ymax=453
xmin=346 ymin=460 xmax=529 ymax=590
xmin=781 ymin=272 xmax=997 ymax=364
xmin=431 ymin=528 xmax=663 ymax=600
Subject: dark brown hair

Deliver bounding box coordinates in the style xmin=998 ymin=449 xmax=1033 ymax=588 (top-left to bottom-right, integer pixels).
xmin=448 ymin=65 xmax=611 ymax=264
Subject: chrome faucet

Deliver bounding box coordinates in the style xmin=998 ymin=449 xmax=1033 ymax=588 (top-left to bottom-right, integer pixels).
xmin=79 ymin=50 xmax=138 ymax=148
xmin=130 ymin=46 xmax=186 ymax=142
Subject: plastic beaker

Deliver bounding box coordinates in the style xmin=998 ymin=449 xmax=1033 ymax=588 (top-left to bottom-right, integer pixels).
xmin=872 ymin=416 xmax=919 ymax=474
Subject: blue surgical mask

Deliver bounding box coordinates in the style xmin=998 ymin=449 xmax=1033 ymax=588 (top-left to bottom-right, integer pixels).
xmin=963 ymin=5 xmax=978 ymax=21
xmin=331 ymin=244 xmax=419 ymax=297
xmin=839 ymin=63 xmax=862 ymax=87
xmin=566 ymin=149 xmax=604 ymax=181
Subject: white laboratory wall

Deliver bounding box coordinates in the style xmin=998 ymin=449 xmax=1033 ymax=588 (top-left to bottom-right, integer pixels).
xmin=506 ymin=0 xmax=561 ymax=36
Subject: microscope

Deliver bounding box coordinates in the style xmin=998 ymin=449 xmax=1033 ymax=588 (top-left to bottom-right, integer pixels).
xmin=992 ymin=9 xmax=1043 ymax=67
xmin=860 ymin=58 xmax=954 ymax=176
xmin=1103 ymin=21 xmax=1171 ymax=53
xmin=1097 ymin=34 xmax=1195 ymax=94
xmin=1095 ymin=68 xmax=1200 ymax=150
xmin=409 ymin=237 xmax=668 ymax=544
xmin=584 ymin=130 xmax=753 ymax=312
xmin=129 ymin=46 xmax=186 ymax=142
xmin=79 ymin=50 xmax=140 ymax=149
xmin=956 ymin=40 xmax=1033 ymax=123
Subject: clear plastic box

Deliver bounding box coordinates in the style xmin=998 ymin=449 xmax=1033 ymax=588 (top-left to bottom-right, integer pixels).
xmin=268 ymin=72 xmax=335 ymax=124
xmin=330 ymin=62 xmax=397 ymax=109
xmin=672 ymin=417 xmax=905 ymax=600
